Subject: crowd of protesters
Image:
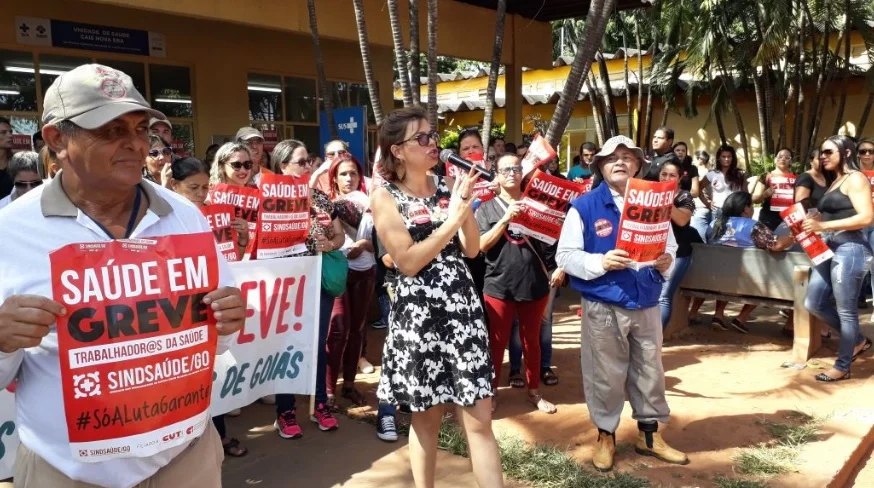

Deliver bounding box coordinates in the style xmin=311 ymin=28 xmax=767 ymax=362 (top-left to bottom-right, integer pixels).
xmin=0 ymin=63 xmax=872 ymax=488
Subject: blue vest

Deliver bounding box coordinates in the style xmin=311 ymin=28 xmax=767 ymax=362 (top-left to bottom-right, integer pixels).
xmin=568 ymin=183 xmax=665 ymax=310
xmin=708 ymin=217 xmax=757 ymax=248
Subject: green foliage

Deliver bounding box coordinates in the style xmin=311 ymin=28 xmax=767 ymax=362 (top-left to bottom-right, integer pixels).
xmin=731 ymin=411 xmax=824 ymax=479
xmin=438 ymin=124 xmax=504 ymax=150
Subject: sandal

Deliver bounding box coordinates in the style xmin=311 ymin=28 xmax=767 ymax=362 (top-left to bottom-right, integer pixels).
xmin=815 ymin=370 xmax=851 ymax=382
xmin=541 ymin=368 xmax=559 ymax=386
xmin=711 ymin=317 xmax=728 ymax=331
xmin=852 ymin=338 xmax=873 ymax=363
xmin=527 ymin=392 xmax=557 ymax=414
xmin=222 ymin=438 xmax=248 ymax=457
xmin=508 ymin=371 xmax=525 ymax=389
xmin=341 ymin=387 xmax=367 ymax=406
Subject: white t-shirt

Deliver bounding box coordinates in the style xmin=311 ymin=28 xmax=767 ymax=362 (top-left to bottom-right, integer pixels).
xmin=0 ymin=176 xmax=236 ymax=488
xmin=707 ymin=170 xmax=735 ymax=209
xmin=343 ymin=213 xmax=376 ymax=271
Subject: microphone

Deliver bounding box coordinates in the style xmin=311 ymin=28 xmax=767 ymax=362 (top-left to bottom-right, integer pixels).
xmin=439 ymin=149 xmax=495 ymax=182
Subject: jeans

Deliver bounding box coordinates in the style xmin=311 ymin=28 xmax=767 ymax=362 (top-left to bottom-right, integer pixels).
xmin=277 ymin=286 xmax=334 ymax=414
xmin=212 ymin=415 xmax=226 ymax=439
xmin=509 ymin=287 xmax=556 ymax=373
xmin=377 ymin=284 xmax=391 ymax=323
xmin=659 ymin=255 xmax=693 ymax=329
xmin=377 ymin=402 xmax=396 ymax=418
xmin=804 ymin=232 xmax=872 ymax=372
xmin=691 ymin=207 xmax=712 ymax=241
xmin=865 ymin=226 xmax=874 ymax=298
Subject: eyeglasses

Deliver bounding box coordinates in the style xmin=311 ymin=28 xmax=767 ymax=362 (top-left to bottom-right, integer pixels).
xmin=243 ymin=139 xmax=263 ymax=147
xmin=14 ymin=180 xmax=42 ymax=190
xmin=497 ymin=166 xmax=523 ymax=176
xmin=148 ymin=147 xmax=173 ymax=158
xmin=228 ymin=161 xmax=254 ymax=170
xmin=398 ymin=131 xmax=439 ymax=147
xmin=326 ymin=149 xmax=348 ymax=158
xmin=860 ymin=149 xmax=874 ymax=156
xmin=602 ymin=154 xmax=638 ymax=164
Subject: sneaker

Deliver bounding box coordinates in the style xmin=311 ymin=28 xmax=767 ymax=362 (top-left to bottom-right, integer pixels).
xmin=310 ymin=403 xmax=339 ymax=431
xmin=371 ymin=320 xmax=387 ymax=330
xmin=274 ymin=409 xmax=303 ymax=439
xmin=260 ymin=395 xmax=276 ymax=405
xmin=226 ymin=408 xmax=242 ymax=417
xmin=358 ymin=357 xmax=375 ymax=374
xmin=377 ymin=414 xmax=398 ymax=442
xmin=730 ymin=318 xmax=750 ymax=334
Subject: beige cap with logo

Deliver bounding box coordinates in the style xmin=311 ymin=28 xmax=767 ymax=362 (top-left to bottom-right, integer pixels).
xmin=42 ymin=63 xmax=165 ymax=129
xmin=235 ymin=127 xmax=264 ymax=142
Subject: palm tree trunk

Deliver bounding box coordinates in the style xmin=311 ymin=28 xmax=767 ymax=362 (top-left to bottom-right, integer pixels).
xmin=387 ymin=0 xmax=414 ymax=107
xmin=596 ymin=51 xmax=619 ymax=137
xmin=643 ymin=28 xmax=659 ymax=151
xmin=792 ymin=3 xmax=806 ymax=157
xmin=634 ymin=19 xmax=643 ymax=145
xmin=584 ymin=78 xmax=606 ymax=145
xmin=831 ymin=0 xmax=852 ymax=135
xmin=805 ymin=6 xmax=835 ymax=160
xmin=623 ymin=29 xmax=633 ymax=138
xmin=715 ymin=106 xmax=727 ymax=145
xmin=858 ymin=93 xmax=874 ymax=136
xmin=718 ymin=58 xmax=750 ymax=164
xmin=351 ymin=0 xmax=385 ymax=124
xmin=545 ymin=0 xmax=617 ymax=147
xmin=481 ymin=0 xmax=507 ymax=152
xmin=409 ymin=0 xmax=421 ymax=104
xmin=426 ymin=0 xmax=438 ymax=128
xmin=307 ymin=0 xmax=337 ymax=139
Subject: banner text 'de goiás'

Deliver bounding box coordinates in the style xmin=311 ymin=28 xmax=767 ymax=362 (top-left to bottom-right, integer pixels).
xmin=50 ymin=233 xmax=219 ymax=462
xmin=616 ymin=179 xmax=678 ymax=263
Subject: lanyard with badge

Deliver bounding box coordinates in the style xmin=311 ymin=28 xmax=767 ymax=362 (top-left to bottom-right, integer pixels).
xmin=80 ymin=187 xmax=143 ymax=239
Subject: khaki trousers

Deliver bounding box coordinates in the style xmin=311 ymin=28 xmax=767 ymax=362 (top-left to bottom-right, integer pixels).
xmin=14 ymin=425 xmax=223 ymax=488
xmin=580 ymin=299 xmax=670 ymax=433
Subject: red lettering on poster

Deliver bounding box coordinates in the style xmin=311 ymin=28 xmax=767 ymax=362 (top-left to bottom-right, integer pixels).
xmin=520 ymin=135 xmax=557 ymax=176
xmin=49 ymin=233 xmax=219 ymax=462
xmin=208 ymin=184 xmax=260 ymax=258
xmin=508 ymin=169 xmax=586 ymax=245
xmin=616 ymin=179 xmax=677 ymax=263
xmin=767 ymin=174 xmax=797 ymax=212
xmin=201 ymin=204 xmax=239 ymax=262
xmin=780 ymin=204 xmax=834 ymax=265
xmin=256 ymin=172 xmax=310 ymax=259
xmin=445 ymin=153 xmax=495 ymax=203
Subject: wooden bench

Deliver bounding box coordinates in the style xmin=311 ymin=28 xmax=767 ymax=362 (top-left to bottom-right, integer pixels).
xmin=667 ymin=243 xmax=823 ymax=364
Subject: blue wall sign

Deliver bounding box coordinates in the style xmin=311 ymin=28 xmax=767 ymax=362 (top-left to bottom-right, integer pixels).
xmin=319 ymin=106 xmax=368 ymax=166
xmin=15 ymin=16 xmax=166 ymax=58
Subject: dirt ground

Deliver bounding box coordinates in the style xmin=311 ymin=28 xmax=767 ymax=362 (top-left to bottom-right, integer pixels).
xmin=219 ymin=291 xmax=874 ymax=487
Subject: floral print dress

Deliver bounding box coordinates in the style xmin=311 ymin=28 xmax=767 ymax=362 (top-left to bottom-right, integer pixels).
xmin=377 ymin=178 xmax=494 ymax=412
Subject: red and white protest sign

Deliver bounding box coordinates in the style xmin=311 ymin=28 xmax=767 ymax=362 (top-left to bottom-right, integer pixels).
xmin=508 ymin=169 xmax=587 ymax=245
xmin=780 ymin=204 xmax=834 ymax=265
xmin=863 ymin=171 xmax=874 ymax=201
xmin=171 ymin=140 xmax=188 ymax=157
xmin=209 ymin=184 xmax=260 ymax=258
xmin=767 ymin=174 xmax=796 ymax=212
xmin=445 ymin=152 xmax=495 ymax=203
xmin=616 ymin=179 xmax=677 ymax=263
xmin=262 ymin=129 xmax=279 ymax=153
xmin=257 ymin=172 xmax=310 ymax=259
xmin=49 ymin=234 xmax=220 ymax=462
xmin=201 ymin=204 xmax=239 ymax=262
xmin=579 ymin=177 xmax=594 ymax=195
xmin=11 ymin=134 xmax=31 ymax=152
xmin=520 ymin=135 xmax=557 ymax=176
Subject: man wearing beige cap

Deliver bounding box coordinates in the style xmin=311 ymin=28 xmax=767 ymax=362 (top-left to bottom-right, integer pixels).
xmin=0 ymin=63 xmax=245 ymax=487
xmin=149 ymin=118 xmax=173 ymax=147
xmin=234 ymin=127 xmax=272 ymax=185
xmin=557 ymin=135 xmax=688 ymax=472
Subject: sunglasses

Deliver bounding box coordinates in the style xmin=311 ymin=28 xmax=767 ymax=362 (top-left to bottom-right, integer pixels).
xmin=399 ymin=131 xmax=439 ymax=147
xmin=819 ymin=149 xmax=835 ymax=158
xmin=289 ymin=157 xmax=315 ymax=167
xmin=148 ymin=147 xmax=173 ymax=158
xmin=497 ymin=166 xmax=523 ymax=176
xmin=14 ymin=179 xmax=43 ymax=190
xmin=228 ymin=160 xmax=254 ymax=170
xmin=326 ymin=149 xmax=348 ymax=158
xmin=860 ymin=149 xmax=874 ymax=156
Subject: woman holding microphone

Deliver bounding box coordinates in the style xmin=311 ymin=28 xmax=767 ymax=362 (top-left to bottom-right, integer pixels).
xmin=371 ymin=107 xmax=502 ymax=488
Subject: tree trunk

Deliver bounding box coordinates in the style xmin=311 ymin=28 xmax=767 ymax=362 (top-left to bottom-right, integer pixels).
xmin=643 ymin=28 xmax=659 ymax=151
xmin=387 ymin=0 xmax=414 ymax=107
xmin=307 ymin=0 xmax=337 ymax=139
xmin=742 ymin=21 xmax=771 ymax=158
xmin=545 ymin=0 xmax=617 ymax=147
xmin=715 ymin=106 xmax=727 ymax=145
xmin=718 ymin=58 xmax=750 ymax=165
xmin=792 ymin=3 xmax=806 ymax=157
xmin=804 ymin=5 xmax=834 ymax=160
xmin=831 ymin=0 xmax=852 ymax=135
xmin=588 ymin=71 xmax=608 ymax=139
xmin=585 ymin=78 xmax=606 ymax=145
xmin=859 ymin=93 xmax=874 ymax=136
xmin=426 ymin=0 xmax=438 ymax=128
xmin=351 ymin=0 xmax=385 ymax=124
xmin=481 ymin=0 xmax=507 ymax=152
xmin=409 ymin=0 xmax=421 ymax=105
xmin=623 ymin=29 xmax=633 ymax=138
xmin=634 ymin=18 xmax=643 ymax=146
xmin=596 ymin=51 xmax=619 ymax=137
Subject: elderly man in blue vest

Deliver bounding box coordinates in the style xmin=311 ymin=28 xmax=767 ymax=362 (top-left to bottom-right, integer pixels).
xmin=557 ymin=135 xmax=688 ymax=472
